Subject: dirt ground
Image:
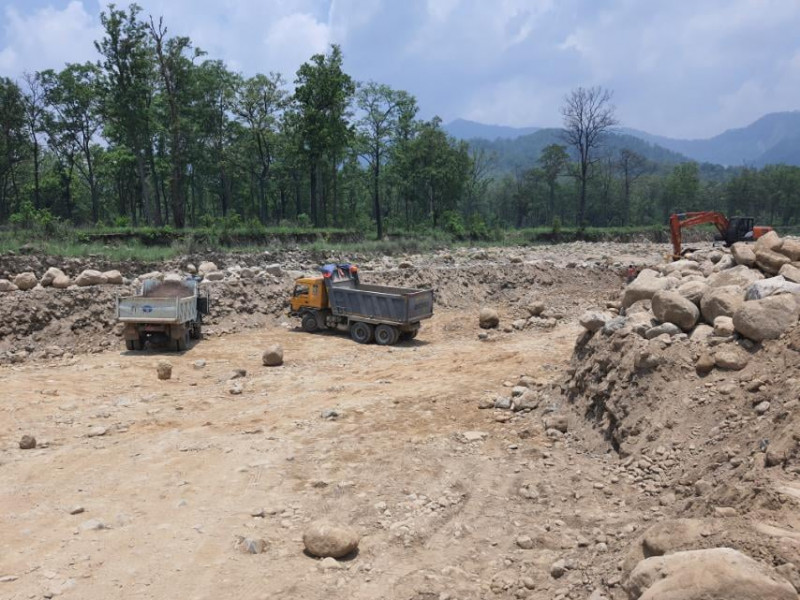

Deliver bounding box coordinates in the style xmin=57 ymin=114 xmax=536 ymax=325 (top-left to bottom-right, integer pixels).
xmin=0 ymin=303 xmax=643 ymax=600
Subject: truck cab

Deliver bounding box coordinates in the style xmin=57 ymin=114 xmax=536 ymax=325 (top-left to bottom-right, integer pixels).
xmin=290 ymin=277 xmax=327 ymax=312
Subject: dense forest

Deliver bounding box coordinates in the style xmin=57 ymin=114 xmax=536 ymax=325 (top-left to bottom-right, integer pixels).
xmin=1 ymin=3 xmax=799 ymax=240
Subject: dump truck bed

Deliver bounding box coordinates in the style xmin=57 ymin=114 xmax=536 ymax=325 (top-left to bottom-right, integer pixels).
xmin=116 ymin=295 xmax=197 ymax=324
xmin=327 ymin=281 xmax=433 ymax=325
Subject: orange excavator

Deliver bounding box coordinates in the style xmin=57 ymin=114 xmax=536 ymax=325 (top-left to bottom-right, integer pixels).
xmin=669 ymin=212 xmax=773 ymax=259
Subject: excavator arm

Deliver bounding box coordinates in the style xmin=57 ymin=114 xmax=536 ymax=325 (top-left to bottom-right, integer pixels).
xmin=669 ymin=212 xmax=730 ymax=259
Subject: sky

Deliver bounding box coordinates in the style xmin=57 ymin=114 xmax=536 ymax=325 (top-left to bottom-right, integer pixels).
xmin=1 ymin=0 xmax=799 ymax=139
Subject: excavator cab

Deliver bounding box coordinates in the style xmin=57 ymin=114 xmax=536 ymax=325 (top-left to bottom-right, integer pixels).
xmin=723 ymin=217 xmax=755 ymax=245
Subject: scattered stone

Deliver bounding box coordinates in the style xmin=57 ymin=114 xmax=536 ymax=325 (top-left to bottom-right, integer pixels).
xmin=765 ymin=450 xmax=786 ymax=468
xmin=731 ymin=242 xmax=757 ymax=267
xmin=264 ymin=263 xmax=283 ymax=277
xmin=580 ymin=311 xmax=611 ymax=333
xmin=52 ymin=274 xmax=72 ymax=288
xmin=234 ymin=536 xmax=268 ymax=554
xmin=13 ymin=272 xmax=37 ymax=291
xmin=102 ymin=270 xmax=124 ymax=284
xmin=701 ymin=286 xmax=744 ymax=324
xmin=19 ymin=434 xmax=36 ymax=449
xmin=677 ymin=280 xmax=708 ymax=306
xmin=779 ymin=263 xmax=800 ymax=284
xmin=479 ymin=307 xmax=500 ymax=329
xmin=69 ymin=506 xmax=85 ymax=515
xmin=262 ymin=345 xmax=284 ymax=367
xmin=193 ymin=360 xmax=206 ymax=369
xmin=641 ymin=519 xmax=711 ymax=558
xmin=75 ymin=269 xmax=107 ymax=286
xmin=755 ymin=230 xmax=783 ymax=253
xmin=87 ymin=426 xmax=108 ymax=438
xmin=0 ymin=278 xmax=19 ymax=292
xmin=622 ymin=269 xmax=675 ymax=308
xmin=713 ymin=316 xmax=735 ymax=337
xmin=40 ymin=267 xmax=66 ymax=287
xmin=319 ymin=557 xmax=345 ymax=570
xmin=398 ymin=261 xmax=414 ymax=269
xmin=754 ymin=401 xmax=771 ymax=415
xmin=80 ymin=518 xmax=106 ymax=531
xmin=645 ymin=322 xmax=682 ymax=340
xmin=157 ymin=361 xmax=173 ymax=380
xmin=198 ymin=261 xmax=218 ymax=276
xmin=204 ymin=271 xmax=225 ymax=282
xmin=733 ymin=295 xmax=800 ymax=342
xmin=526 ymin=301 xmax=546 ymax=317
xmin=460 ymin=431 xmax=488 ymax=443
xmin=516 ymin=535 xmax=534 ymax=550
xmin=550 ymin=559 xmax=567 ymax=578
xmin=543 ymin=414 xmax=568 ymax=433
xmin=756 ymin=248 xmax=792 ymax=275
xmin=303 ymin=521 xmax=360 ymax=558
xmin=714 ymin=349 xmax=750 ymax=371
xmin=229 ymin=383 xmax=243 ymax=395
xmin=696 ymin=353 xmax=715 ymax=374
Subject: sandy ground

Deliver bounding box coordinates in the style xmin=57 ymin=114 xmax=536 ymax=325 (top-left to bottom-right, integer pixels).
xmin=0 ymin=309 xmax=643 ymax=600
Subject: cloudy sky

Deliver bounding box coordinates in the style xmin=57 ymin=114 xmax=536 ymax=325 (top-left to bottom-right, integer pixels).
xmin=1 ymin=0 xmax=798 ymax=138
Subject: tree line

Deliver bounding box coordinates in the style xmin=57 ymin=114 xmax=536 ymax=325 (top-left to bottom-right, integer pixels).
xmin=1 ymin=3 xmax=799 ymax=240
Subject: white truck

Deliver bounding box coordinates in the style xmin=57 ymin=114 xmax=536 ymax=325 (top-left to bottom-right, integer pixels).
xmin=116 ymin=279 xmax=209 ymax=351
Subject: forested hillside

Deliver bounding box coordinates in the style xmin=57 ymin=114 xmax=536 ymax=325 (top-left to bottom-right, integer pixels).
xmin=1 ymin=3 xmax=800 ymax=240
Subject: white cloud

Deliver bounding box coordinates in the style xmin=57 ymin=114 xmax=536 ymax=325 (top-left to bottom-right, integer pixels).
xmin=264 ymin=13 xmax=330 ymax=77
xmin=0 ymin=1 xmax=102 ymax=76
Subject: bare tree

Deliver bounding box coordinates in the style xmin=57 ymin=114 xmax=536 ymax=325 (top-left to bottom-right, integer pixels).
xmin=561 ymin=86 xmax=618 ymax=227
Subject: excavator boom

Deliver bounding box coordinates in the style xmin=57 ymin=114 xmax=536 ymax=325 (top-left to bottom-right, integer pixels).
xmin=670 ymin=211 xmax=729 ymax=258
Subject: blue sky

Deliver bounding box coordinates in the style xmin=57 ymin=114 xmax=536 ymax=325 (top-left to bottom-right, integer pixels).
xmin=1 ymin=0 xmax=799 ymax=138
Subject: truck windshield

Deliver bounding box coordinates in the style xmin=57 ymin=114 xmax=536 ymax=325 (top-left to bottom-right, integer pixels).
xmin=293 ymin=284 xmax=309 ymax=297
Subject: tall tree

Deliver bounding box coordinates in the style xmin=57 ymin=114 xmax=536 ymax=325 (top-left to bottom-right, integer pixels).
xmin=356 ymin=81 xmax=416 ymax=239
xmin=293 ymin=44 xmax=354 ymax=226
xmin=40 ymin=63 xmax=104 ymax=222
xmin=538 ymin=144 xmax=569 ymax=225
xmin=561 ymin=86 xmax=618 ymax=228
xmin=22 ymin=72 xmax=46 ymax=209
xmin=96 ymin=3 xmax=160 ymax=224
xmin=0 ymin=78 xmax=26 ymax=219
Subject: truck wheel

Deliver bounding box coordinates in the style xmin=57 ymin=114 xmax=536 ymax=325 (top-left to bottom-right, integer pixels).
xmin=176 ymin=330 xmax=189 ymax=352
xmin=400 ymin=329 xmax=418 ymax=341
xmin=301 ymin=313 xmax=319 ymax=333
xmin=350 ymin=321 xmax=374 ymax=344
xmin=375 ymin=324 xmax=399 ymax=346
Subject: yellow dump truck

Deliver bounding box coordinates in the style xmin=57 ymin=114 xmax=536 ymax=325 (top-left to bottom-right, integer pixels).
xmin=289 ymin=263 xmax=433 ymax=345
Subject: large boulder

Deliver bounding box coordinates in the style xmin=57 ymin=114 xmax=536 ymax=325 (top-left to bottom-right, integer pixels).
xmin=198 ymin=261 xmax=218 ymax=276
xmin=754 ymin=230 xmax=783 ymax=253
xmin=780 ymin=263 xmax=800 ymax=284
xmin=779 ymin=238 xmax=800 ymax=261
xmin=708 ymin=265 xmax=764 ymax=289
xmin=579 ymin=311 xmax=612 ymax=333
xmin=624 ymin=547 xmax=797 ymax=600
xmin=652 ymin=291 xmax=700 ymax=331
xmin=0 ymin=279 xmax=18 ymax=292
xmin=664 ymin=260 xmax=701 ymax=276
xmin=302 ymin=521 xmax=360 ymax=558
xmin=51 ymin=274 xmax=72 ymax=289
xmin=13 ymin=272 xmax=37 ymax=291
xmin=733 ymin=295 xmax=800 ymax=342
xmin=700 ymin=286 xmax=744 ymax=324
xmin=677 ymin=280 xmax=708 ymax=306
xmin=102 ymin=270 xmax=124 ymax=284
xmin=756 ymin=249 xmax=792 ymax=275
xmin=731 ymin=242 xmax=756 ymax=267
xmin=262 ymin=345 xmax=284 ymax=367
xmin=40 ymin=267 xmax=66 ymax=287
xmin=75 ymin=269 xmax=107 ymax=287
xmin=745 ymin=276 xmax=800 ymax=301
xmin=623 ymin=269 xmax=676 ymax=308
xmin=479 ymin=308 xmax=500 ymax=329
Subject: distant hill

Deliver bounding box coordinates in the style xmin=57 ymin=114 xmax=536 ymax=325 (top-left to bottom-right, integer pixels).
xmin=443 ymin=118 xmax=539 ymax=141
xmin=467 ymin=128 xmax=690 ymax=174
xmin=620 ymin=112 xmax=800 ymax=166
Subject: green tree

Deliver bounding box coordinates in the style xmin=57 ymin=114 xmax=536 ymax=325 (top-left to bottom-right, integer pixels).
xmin=0 ymin=77 xmax=27 ymax=220
xmin=538 ymin=143 xmax=569 ymax=225
xmin=356 ymin=81 xmax=416 ymax=239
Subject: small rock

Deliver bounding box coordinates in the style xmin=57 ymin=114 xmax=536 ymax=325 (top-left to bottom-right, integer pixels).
xmin=229 ymin=383 xmax=243 ymax=395
xmin=319 ymin=557 xmax=345 ymax=570
xmin=80 ymin=518 xmax=106 ymax=531
xmin=13 ymin=272 xmax=37 ymax=291
xmin=193 ymin=360 xmax=206 ymax=369
xmin=543 ymin=414 xmax=568 ymax=433
xmin=714 ymin=349 xmax=749 ymax=371
xmin=695 ymin=353 xmax=715 ymax=374
xmin=516 ymin=535 xmax=534 ymax=550
xmin=754 ymin=401 xmax=771 ymax=415
xmin=479 ymin=307 xmax=500 ymax=329
xmin=234 ymin=536 xmax=268 ymax=554
xmin=303 ymin=521 xmax=360 ymax=558
xmin=765 ymin=450 xmax=785 ymax=468
xmin=156 ymin=361 xmax=173 ymax=380
xmin=262 ymin=345 xmax=284 ymax=367
xmin=69 ymin=506 xmax=85 ymax=515
xmin=550 ymin=559 xmax=566 ymax=578
xmin=19 ymin=434 xmax=36 ymax=449
xmin=461 ymin=431 xmax=488 ymax=443
xmin=87 ymin=426 xmax=107 ymax=438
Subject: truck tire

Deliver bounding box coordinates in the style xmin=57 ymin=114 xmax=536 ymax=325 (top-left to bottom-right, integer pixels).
xmin=350 ymin=321 xmax=374 ymax=344
xmin=176 ymin=330 xmax=189 ymax=352
xmin=301 ymin=313 xmax=319 ymax=333
xmin=375 ymin=324 xmax=399 ymax=346
xmin=400 ymin=329 xmax=418 ymax=341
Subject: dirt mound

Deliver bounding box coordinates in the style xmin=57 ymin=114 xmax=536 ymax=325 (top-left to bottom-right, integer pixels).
xmin=563 ymin=237 xmax=800 ymax=591
xmin=142 ymin=280 xmax=195 ymax=298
